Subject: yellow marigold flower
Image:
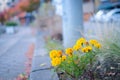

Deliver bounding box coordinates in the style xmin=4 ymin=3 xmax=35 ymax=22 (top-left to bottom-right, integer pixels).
xmin=62 ymin=55 xmax=66 ymax=61
xmin=49 ymin=50 xmax=58 ymax=59
xmin=89 ymin=39 xmax=101 ymax=48
xmin=51 ymin=57 xmax=61 ymax=67
xmin=85 ymin=48 xmax=89 ymax=53
xmin=89 ymin=40 xmax=98 ymax=45
xmin=81 ymin=46 xmax=92 ymax=53
xmin=76 ymin=37 xmax=86 ymax=45
xmin=73 ymin=44 xmax=81 ymax=51
xmin=79 ymin=37 xmax=86 ymax=42
xmin=81 ymin=48 xmax=85 ymax=53
xmin=81 ymin=47 xmax=88 ymax=53
xmin=76 ymin=40 xmax=82 ymax=45
xmin=94 ymin=43 xmax=101 ymax=48
xmin=57 ymin=50 xmax=62 ymax=57
xmin=65 ymin=48 xmax=73 ymax=56
xmin=86 ymin=46 xmax=92 ymax=52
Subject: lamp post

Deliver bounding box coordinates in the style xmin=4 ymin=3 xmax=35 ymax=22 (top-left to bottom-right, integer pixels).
xmin=62 ymin=0 xmax=83 ymax=48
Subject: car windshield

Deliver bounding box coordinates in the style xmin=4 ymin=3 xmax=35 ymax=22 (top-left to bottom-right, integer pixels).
xmin=106 ymin=9 xmax=120 ymax=17
xmin=95 ymin=10 xmax=108 ymax=17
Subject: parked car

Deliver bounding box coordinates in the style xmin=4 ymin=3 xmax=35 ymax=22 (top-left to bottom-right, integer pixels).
xmin=90 ymin=9 xmax=120 ymax=23
xmin=103 ymin=9 xmax=120 ymax=22
xmin=111 ymin=13 xmax=120 ymax=22
xmin=90 ymin=10 xmax=109 ymax=22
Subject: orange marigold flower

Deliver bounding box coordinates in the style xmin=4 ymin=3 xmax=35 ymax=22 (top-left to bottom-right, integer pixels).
xmin=65 ymin=48 xmax=73 ymax=56
xmin=57 ymin=50 xmax=62 ymax=57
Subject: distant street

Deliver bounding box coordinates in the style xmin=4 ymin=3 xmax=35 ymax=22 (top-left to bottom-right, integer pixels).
xmin=0 ymin=27 xmax=36 ymax=80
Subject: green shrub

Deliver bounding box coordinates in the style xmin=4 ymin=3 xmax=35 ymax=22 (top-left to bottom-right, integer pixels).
xmin=91 ymin=23 xmax=120 ymax=80
xmin=5 ymin=21 xmax=18 ymax=27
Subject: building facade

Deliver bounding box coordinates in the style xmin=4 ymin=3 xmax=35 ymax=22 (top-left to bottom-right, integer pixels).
xmin=0 ymin=0 xmax=20 ymax=12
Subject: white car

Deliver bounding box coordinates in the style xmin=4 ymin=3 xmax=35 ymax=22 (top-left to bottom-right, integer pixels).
xmin=103 ymin=9 xmax=120 ymax=22
xmin=111 ymin=14 xmax=120 ymax=22
xmin=90 ymin=10 xmax=109 ymax=22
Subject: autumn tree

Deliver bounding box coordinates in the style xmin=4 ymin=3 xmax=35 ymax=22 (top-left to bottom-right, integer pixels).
xmin=20 ymin=0 xmax=40 ymax=23
xmin=20 ymin=0 xmax=40 ymax=13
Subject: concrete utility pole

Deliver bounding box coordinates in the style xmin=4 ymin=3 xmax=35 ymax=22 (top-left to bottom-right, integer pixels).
xmin=62 ymin=0 xmax=83 ymax=48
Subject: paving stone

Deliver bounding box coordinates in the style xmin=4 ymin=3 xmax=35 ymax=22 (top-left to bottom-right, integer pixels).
xmin=30 ymin=31 xmax=59 ymax=80
xmin=30 ymin=69 xmax=59 ymax=80
xmin=30 ymin=55 xmax=59 ymax=80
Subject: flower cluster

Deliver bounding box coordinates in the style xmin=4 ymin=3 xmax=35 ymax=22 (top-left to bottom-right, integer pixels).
xmin=49 ymin=38 xmax=101 ymax=67
xmin=73 ymin=38 xmax=101 ymax=53
xmin=89 ymin=40 xmax=101 ymax=48
xmin=49 ymin=50 xmax=66 ymax=66
xmin=49 ymin=37 xmax=102 ymax=79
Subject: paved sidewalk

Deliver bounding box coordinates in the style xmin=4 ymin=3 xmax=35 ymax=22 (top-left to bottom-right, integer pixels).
xmin=0 ymin=27 xmax=36 ymax=80
xmin=30 ymin=31 xmax=59 ymax=80
xmin=0 ymin=27 xmax=59 ymax=80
